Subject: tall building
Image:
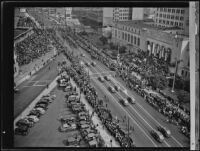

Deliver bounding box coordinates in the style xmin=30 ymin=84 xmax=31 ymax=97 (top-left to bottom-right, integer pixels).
xmin=113 ymin=8 xmax=132 ymax=21
xmin=153 ymin=8 xmax=189 ymax=36
xmin=65 ymin=7 xmax=72 ymax=20
xmin=103 ymin=8 xmax=113 ymax=26
xmin=132 ymin=8 xmax=145 ymax=20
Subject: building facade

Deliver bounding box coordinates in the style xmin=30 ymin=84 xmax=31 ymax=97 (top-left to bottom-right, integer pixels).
xmin=113 ymin=8 xmax=132 ymax=21
xmin=103 ymin=8 xmax=114 ymax=26
xmin=111 ymin=20 xmax=189 ymax=79
xmin=153 ymin=8 xmax=189 ymax=36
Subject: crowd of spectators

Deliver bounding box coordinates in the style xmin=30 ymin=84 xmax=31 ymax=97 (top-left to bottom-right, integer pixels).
xmin=17 ymin=16 xmax=37 ymax=28
xmin=15 ymin=28 xmax=61 ymax=66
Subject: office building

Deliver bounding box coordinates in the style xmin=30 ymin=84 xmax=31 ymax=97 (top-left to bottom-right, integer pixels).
xmin=153 ymin=8 xmax=189 ymax=36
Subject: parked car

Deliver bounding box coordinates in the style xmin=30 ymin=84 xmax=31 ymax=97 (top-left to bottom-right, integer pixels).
xmin=16 ymin=119 xmax=33 ymax=128
xmin=14 ymin=87 xmax=20 ymax=93
xmin=104 ymin=75 xmax=111 ymax=81
xmin=15 ymin=125 xmax=29 ymax=136
xmin=27 ymin=115 xmax=39 ymax=123
xmin=28 ymin=110 xmax=42 ymax=118
xmin=88 ymin=139 xmax=98 ymax=147
xmin=35 ymin=103 xmax=48 ymax=110
xmin=85 ymin=132 xmax=97 ymax=141
xmin=150 ymin=130 xmax=165 ymax=143
xmin=120 ymin=99 xmax=129 ymax=106
xmin=65 ymin=136 xmax=81 ymax=146
xmin=34 ymin=107 xmax=46 ymax=115
xmin=108 ymin=86 xmax=116 ymax=93
xmin=157 ymin=126 xmax=171 ymax=138
xmin=127 ymin=97 xmax=136 ymax=104
xmin=59 ymin=122 xmax=77 ymax=132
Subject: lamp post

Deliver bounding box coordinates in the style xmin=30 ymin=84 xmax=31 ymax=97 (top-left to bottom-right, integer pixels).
xmin=171 ymin=34 xmax=178 ymax=93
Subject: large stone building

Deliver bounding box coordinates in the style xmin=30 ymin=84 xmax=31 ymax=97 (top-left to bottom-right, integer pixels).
xmin=153 ymin=8 xmax=189 ymax=36
xmin=111 ymin=20 xmax=189 ymax=79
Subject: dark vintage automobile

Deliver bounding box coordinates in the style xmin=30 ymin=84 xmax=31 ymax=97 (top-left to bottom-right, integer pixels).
xmin=16 ymin=119 xmax=34 ymax=128
xmin=15 ymin=125 xmax=30 ymax=136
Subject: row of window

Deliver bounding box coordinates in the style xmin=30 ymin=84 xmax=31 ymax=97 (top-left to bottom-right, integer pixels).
xmin=156 ymin=19 xmax=184 ymax=27
xmin=158 ymin=8 xmax=185 ymax=14
xmin=157 ymin=13 xmax=184 ymax=21
xmin=120 ymin=31 xmax=140 ymax=46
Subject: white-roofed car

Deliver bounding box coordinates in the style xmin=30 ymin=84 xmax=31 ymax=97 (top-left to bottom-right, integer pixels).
xmin=114 ymin=85 xmax=120 ymax=91
xmin=108 ymin=86 xmax=116 ymax=93
xmin=157 ymin=126 xmax=171 ymax=138
xmin=98 ymin=76 xmax=104 ymax=82
xmin=104 ymin=75 xmax=111 ymax=81
xmin=127 ymin=97 xmax=136 ymax=104
xmin=34 ymin=107 xmax=46 ymax=115
xmin=91 ymin=62 xmax=96 ymax=66
xmin=150 ymin=130 xmax=165 ymax=143
xmin=120 ymin=99 xmax=129 ymax=106
xmin=27 ymin=115 xmax=39 ymax=123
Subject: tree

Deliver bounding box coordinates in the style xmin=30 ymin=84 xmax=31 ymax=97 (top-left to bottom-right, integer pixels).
xmin=99 ymin=36 xmax=108 ymax=45
xmin=119 ymin=46 xmax=126 ymax=54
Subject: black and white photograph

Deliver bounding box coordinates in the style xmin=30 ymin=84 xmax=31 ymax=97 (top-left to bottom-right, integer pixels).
xmin=1 ymin=1 xmax=199 ymax=150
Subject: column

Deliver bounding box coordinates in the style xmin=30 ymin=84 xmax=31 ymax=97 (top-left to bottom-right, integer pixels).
xmin=161 ymin=46 xmax=165 ymax=58
xmin=152 ymin=43 xmax=156 ymax=56
xmin=164 ymin=47 xmax=168 ymax=61
xmin=158 ymin=45 xmax=162 ymax=59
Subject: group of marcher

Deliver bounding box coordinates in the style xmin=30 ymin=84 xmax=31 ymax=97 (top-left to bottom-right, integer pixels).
xmin=61 ymin=48 xmax=135 ymax=147
xmin=65 ymin=30 xmax=190 ymax=139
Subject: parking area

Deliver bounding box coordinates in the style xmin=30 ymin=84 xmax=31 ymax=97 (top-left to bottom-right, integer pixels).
xmin=15 ymin=84 xmax=88 ymax=147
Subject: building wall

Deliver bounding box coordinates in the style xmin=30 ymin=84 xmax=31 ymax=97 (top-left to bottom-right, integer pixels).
xmin=154 ymin=8 xmax=189 ymax=36
xmin=132 ymin=8 xmax=145 ymax=20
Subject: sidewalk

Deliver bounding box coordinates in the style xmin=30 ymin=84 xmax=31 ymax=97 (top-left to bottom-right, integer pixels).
xmin=70 ymin=79 xmax=120 ymax=147
xmin=15 ymin=48 xmax=55 ymax=87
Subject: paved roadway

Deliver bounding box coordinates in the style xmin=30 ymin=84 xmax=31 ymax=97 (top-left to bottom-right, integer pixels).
xmin=69 ymin=40 xmax=190 ymax=147
xmin=14 ymin=54 xmax=65 ymax=118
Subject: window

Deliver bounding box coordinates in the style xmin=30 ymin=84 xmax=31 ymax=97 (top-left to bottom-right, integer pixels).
xmin=122 ymin=32 xmax=124 ymax=39
xmin=128 ymin=34 xmax=130 ymax=42
xmin=181 ymin=70 xmax=184 ymax=76
xmin=131 ymin=35 xmax=133 ymax=44
xmin=175 ymin=16 xmax=179 ymax=20
xmin=168 ymin=8 xmax=171 ymax=12
xmin=170 ymin=21 xmax=174 ymax=25
xmin=171 ymin=15 xmax=174 ymax=19
xmin=160 ymin=8 xmax=163 ymax=11
xmin=180 ymin=16 xmax=184 ymax=21
xmin=163 ymin=20 xmax=166 ymax=24
xmin=167 ymin=21 xmax=169 ymax=25
xmin=172 ymin=9 xmax=175 ymax=13
xmin=125 ymin=33 xmax=127 ymax=40
xmin=137 ymin=38 xmax=140 ymax=46
xmin=181 ymin=9 xmax=185 ymax=14
xmin=176 ymin=9 xmax=180 ymax=14
xmin=134 ymin=36 xmax=136 ymax=44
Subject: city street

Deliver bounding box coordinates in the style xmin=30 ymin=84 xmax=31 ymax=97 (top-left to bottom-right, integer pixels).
xmin=69 ymin=40 xmax=190 ymax=147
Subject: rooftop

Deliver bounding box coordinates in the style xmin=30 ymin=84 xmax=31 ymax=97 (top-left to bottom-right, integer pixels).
xmin=114 ymin=20 xmax=164 ymax=31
